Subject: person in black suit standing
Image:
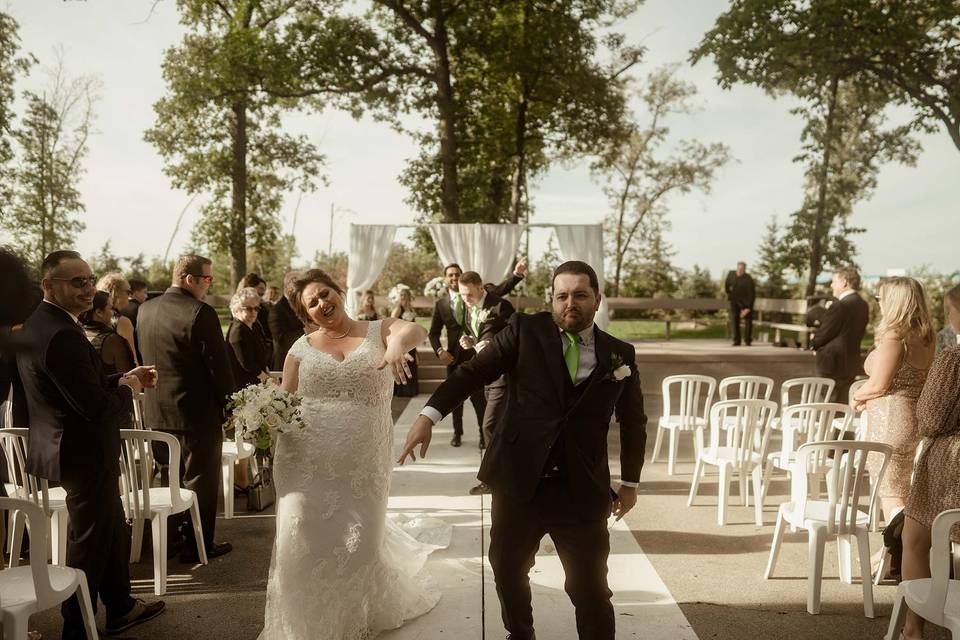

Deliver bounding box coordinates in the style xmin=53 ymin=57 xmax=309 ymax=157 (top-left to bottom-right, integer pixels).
xmin=268 ymin=270 xmax=306 ymax=371
xmin=17 ymin=250 xmax=165 ymax=639
xmin=137 ymin=254 xmax=236 ymax=562
xmin=810 ymin=266 xmax=870 ymax=404
xmin=401 ymin=260 xmax=647 ymax=640
xmin=725 ymin=261 xmax=756 ymax=346
xmin=428 ymin=258 xmax=527 ymax=447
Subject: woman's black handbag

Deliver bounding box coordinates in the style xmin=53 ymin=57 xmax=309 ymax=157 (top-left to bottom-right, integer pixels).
xmin=882 ymin=509 xmax=906 ymax=581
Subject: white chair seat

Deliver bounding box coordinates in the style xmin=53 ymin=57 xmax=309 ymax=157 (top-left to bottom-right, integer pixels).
xmin=701 ymin=447 xmax=762 ymax=466
xmin=0 ymin=565 xmax=80 ymax=609
xmin=781 ymin=500 xmax=871 ymax=529
xmin=897 ymin=578 xmax=960 ymax=618
xmin=222 ymin=440 xmax=256 ymax=461
xmin=658 ymin=416 xmax=706 ymax=430
xmin=122 ymin=487 xmax=195 ymax=516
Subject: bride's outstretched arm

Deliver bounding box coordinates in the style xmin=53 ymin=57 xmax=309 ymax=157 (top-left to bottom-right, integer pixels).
xmin=280 ymin=354 xmax=300 ymax=395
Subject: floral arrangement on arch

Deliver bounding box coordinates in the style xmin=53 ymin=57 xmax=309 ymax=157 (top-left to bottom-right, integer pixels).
xmin=226 ymin=382 xmax=305 ymax=451
xmin=424 ymin=276 xmax=447 ymax=299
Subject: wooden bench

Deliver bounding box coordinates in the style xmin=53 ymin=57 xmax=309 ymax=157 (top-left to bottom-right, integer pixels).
xmin=605 ymin=298 xmax=727 ymax=340
xmin=753 ymin=298 xmax=813 ymax=347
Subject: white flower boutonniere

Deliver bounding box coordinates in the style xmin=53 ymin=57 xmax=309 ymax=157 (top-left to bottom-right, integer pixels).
xmin=606 ymin=354 xmax=631 ymax=382
xmin=475 ymin=307 xmax=492 ymax=325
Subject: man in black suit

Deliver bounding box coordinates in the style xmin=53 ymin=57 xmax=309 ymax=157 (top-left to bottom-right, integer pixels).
xmin=429 ymin=259 xmax=527 ymax=447
xmin=725 ymin=261 xmax=756 ymax=346
xmin=119 ymin=278 xmax=148 ymax=326
xmin=810 ymin=266 xmax=870 ymax=404
xmin=268 ymin=270 xmax=306 ymax=371
xmin=18 ymin=251 xmax=165 ymax=638
xmin=402 ymin=261 xmax=646 ymax=640
xmin=137 ymin=255 xmax=236 ymax=562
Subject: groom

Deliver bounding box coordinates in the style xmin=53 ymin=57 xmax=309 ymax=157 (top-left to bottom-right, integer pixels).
xmin=400 ymin=260 xmax=647 ymax=640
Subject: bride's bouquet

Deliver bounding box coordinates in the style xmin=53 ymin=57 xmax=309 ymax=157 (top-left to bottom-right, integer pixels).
xmin=423 ymin=276 xmax=447 ymax=299
xmin=226 ymin=382 xmax=306 ymax=451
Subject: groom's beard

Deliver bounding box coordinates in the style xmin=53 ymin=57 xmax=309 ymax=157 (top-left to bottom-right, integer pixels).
xmin=552 ymin=309 xmax=595 ymax=333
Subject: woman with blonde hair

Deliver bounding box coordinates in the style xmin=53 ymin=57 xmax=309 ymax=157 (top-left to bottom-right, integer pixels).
xmin=96 ymin=272 xmax=139 ymax=365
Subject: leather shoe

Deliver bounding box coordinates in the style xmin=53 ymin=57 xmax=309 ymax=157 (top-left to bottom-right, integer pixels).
xmin=180 ymin=541 xmax=232 ymax=563
xmin=104 ymin=598 xmax=165 ymax=635
xmin=468 ymin=482 xmax=491 ymax=496
xmin=450 ymin=434 xmax=462 ymax=447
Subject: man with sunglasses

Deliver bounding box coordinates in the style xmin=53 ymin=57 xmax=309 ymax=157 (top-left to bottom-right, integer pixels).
xmin=137 ymin=254 xmax=237 ymax=563
xmin=17 ymin=250 xmax=165 ymax=638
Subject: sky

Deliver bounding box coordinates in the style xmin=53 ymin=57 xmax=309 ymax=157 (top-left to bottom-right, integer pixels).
xmin=3 ymin=0 xmax=958 ymax=279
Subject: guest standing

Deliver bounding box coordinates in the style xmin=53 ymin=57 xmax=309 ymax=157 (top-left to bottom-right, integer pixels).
xmin=898 ymin=345 xmax=960 ymax=640
xmin=238 ymin=272 xmax=273 ymax=346
xmin=391 ymin=286 xmax=419 ymax=397
xmin=268 ymin=270 xmax=306 ymax=371
xmin=936 ymin=284 xmax=960 ymax=353
xmin=81 ymin=291 xmax=136 ymax=377
xmin=264 ymin=285 xmax=281 ymax=304
xmin=810 ymin=266 xmax=870 ymax=403
xmin=357 ymin=289 xmax=380 ymax=321
xmin=97 ymin=272 xmax=139 ymax=366
xmin=0 ymin=247 xmax=41 ymax=430
xmin=18 ymin=250 xmax=165 ymax=639
xmin=119 ymin=278 xmax=148 ymax=326
xmin=854 ymin=277 xmax=935 ymax=525
xmin=137 ymin=254 xmax=236 ymax=562
xmin=226 ymin=287 xmax=271 ymax=389
xmin=725 ymin=261 xmax=756 ymax=346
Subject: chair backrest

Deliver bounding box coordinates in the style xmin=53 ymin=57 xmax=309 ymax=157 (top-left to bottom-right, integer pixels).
xmin=118 ymin=429 xmax=189 ymax=516
xmin=0 ymin=428 xmax=54 ymax=513
xmin=0 ymin=497 xmax=57 ymax=604
xmin=793 ymin=440 xmax=891 ymax=535
xmin=703 ymin=399 xmax=777 ymax=465
xmin=780 ymin=377 xmax=835 ymax=409
xmin=1 ymin=385 xmax=12 ymax=428
xmin=775 ymin=403 xmax=854 ymax=463
xmin=847 ymin=379 xmax=868 ymax=411
xmin=928 ymin=509 xmax=960 ymax=619
xmin=131 ymin=392 xmax=148 ymax=430
xmin=719 ymin=375 xmax=775 ymax=402
xmin=662 ymin=375 xmax=716 ymax=426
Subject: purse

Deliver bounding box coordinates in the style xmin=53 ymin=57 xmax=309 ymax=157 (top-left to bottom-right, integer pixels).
xmin=247 ymin=465 xmax=276 ymax=512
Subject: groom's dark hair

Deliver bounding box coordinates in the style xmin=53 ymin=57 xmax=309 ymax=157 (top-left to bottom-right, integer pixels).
xmin=553 ymin=261 xmax=600 ymax=295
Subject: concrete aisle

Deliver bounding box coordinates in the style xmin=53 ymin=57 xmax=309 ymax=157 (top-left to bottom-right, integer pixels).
xmin=383 ymin=397 xmax=696 ymax=640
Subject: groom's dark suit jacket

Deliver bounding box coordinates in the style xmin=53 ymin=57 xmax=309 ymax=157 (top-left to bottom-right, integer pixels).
xmin=426 ymin=312 xmax=647 ymax=521
xmin=811 ymin=292 xmax=869 ymax=381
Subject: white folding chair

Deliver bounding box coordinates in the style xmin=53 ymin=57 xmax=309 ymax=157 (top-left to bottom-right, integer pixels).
xmin=0 ymin=498 xmax=98 ymax=639
xmin=652 ymin=375 xmax=716 ymax=475
xmin=885 ymin=509 xmax=960 ymax=639
xmin=719 ymin=375 xmax=775 ymax=402
xmin=765 ymin=440 xmax=890 ymax=617
xmin=0 ymin=428 xmax=69 ymax=567
xmin=0 ymin=386 xmax=12 ymax=428
xmin=687 ymin=399 xmax=777 ymax=526
xmin=131 ymin=392 xmax=147 ymax=430
xmin=221 ymin=440 xmax=257 ymax=519
xmin=119 ymin=429 xmax=207 ymax=595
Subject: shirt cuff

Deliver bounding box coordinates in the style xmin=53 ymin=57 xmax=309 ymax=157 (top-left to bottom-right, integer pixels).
xmin=618 ymin=480 xmax=639 ymax=488
xmin=419 ymin=406 xmax=443 ymax=425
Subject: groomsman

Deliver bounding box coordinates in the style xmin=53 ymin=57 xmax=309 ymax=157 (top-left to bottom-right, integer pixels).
xmin=138 ymin=255 xmax=236 ymax=562
xmin=725 ymin=261 xmax=756 ymax=346
xmin=269 ymin=270 xmax=306 ymax=370
xmin=429 ymin=258 xmax=527 ymax=447
xmin=810 ymin=266 xmax=869 ymax=404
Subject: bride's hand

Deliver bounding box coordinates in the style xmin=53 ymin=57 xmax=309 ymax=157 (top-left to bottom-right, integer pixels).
xmin=398 ymin=416 xmax=433 ymax=464
xmin=377 ymin=345 xmax=414 ymax=384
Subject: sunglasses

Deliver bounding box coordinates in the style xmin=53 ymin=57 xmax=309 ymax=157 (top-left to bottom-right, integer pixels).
xmin=50 ymin=275 xmax=98 ymax=289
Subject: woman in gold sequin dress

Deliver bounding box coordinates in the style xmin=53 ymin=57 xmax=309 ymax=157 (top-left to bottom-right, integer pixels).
xmin=853 ymin=277 xmax=936 ymax=525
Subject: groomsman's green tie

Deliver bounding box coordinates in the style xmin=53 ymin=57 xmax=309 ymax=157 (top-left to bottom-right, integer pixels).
xmin=470 ymin=306 xmax=480 ymax=336
xmin=454 ymin=295 xmax=465 ymax=326
xmin=563 ymin=331 xmax=580 ymax=382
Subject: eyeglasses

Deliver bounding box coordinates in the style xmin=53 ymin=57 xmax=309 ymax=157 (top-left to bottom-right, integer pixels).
xmin=50 ymin=276 xmax=98 ymax=289
xmin=188 ymin=273 xmax=214 ymax=283
xmin=240 ymin=306 xmax=259 ymax=312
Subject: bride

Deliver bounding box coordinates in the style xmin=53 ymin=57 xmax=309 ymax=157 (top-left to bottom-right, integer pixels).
xmin=260 ymin=269 xmax=448 ymax=639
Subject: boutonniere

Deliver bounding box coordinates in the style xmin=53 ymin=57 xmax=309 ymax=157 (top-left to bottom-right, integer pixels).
xmin=606 ymin=354 xmax=631 ymax=382
xmin=475 ymin=307 xmax=492 ymax=325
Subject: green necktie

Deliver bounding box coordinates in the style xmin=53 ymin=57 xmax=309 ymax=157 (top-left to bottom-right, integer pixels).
xmin=470 ymin=306 xmax=480 ymax=336
xmin=563 ymin=331 xmax=580 ymax=382
xmin=453 ymin=294 xmax=465 ymax=326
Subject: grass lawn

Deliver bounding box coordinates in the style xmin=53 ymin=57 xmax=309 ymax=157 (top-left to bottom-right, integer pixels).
xmin=413 ymin=316 xmax=727 ymax=341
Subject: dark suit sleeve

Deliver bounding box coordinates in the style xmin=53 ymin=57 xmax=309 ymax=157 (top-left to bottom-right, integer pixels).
xmin=194 ymin=305 xmax=237 ymax=405
xmin=229 ymin=326 xmax=265 ymax=375
xmin=746 ymin=276 xmax=756 ymax=308
xmin=811 ymin=302 xmax=843 ymax=350
xmin=724 ymin=271 xmax=734 ymax=296
xmin=267 ymin=303 xmax=285 ymax=346
xmin=614 ymin=350 xmax=647 ymax=484
xmin=427 ymin=314 xmax=521 ymax=418
xmin=44 ymin=329 xmax=132 ymax=424
xmin=478 ymin=299 xmax=515 ymax=344
xmin=487 ymin=272 xmax=523 ymax=298
xmin=428 ymin=302 xmax=444 ymax=354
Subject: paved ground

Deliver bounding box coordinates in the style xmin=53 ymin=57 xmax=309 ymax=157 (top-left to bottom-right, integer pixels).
xmin=26 ymin=394 xmax=947 ymax=640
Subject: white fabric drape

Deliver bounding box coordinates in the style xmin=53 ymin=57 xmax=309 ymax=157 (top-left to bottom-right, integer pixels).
xmin=553 ymin=224 xmax=609 ymax=329
xmin=428 ymin=224 xmax=521 ymax=284
xmin=345 ymin=224 xmax=398 ymax=318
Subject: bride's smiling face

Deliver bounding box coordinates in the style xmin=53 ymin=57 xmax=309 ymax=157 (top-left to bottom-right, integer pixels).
xmin=301 ymin=282 xmax=347 ymax=328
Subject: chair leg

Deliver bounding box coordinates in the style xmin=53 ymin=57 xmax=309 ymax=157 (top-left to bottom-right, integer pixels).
xmin=751 ymin=466 xmax=764 ymax=527
xmin=130 ymin=516 xmax=144 ymax=563
xmin=873 ymin=552 xmax=890 ymax=586
xmin=759 ymin=460 xmax=774 ymax=508
xmin=222 ymin=459 xmax=234 ymax=519
xmin=667 ymin=428 xmax=679 ymax=476
xmin=687 ymin=457 xmax=704 ymax=507
xmin=838 ymin=535 xmax=853 ymax=584
xmin=806 ymin=527 xmax=827 ymax=615
xmin=764 ymin=509 xmax=786 ymax=579
xmin=651 ymin=426 xmax=664 ymax=463
xmin=3 ymin=609 xmax=28 ymax=640
xmin=8 ymin=509 xmax=25 ymax=568
xmin=855 ymin=530 xmax=875 ymax=618
xmin=151 ymin=516 xmax=167 ymax=596
xmin=717 ymin=463 xmax=730 ymax=526
xmin=883 ymin=591 xmax=907 ymax=640
xmin=76 ymin=570 xmax=100 ymax=639
xmin=738 ymin=468 xmax=748 ymax=507
xmin=189 ymin=501 xmax=208 ymax=564
xmin=51 ymin=510 xmax=68 ymax=566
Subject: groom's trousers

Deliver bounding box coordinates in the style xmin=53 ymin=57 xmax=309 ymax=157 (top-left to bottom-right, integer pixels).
xmin=448 ymin=363 xmax=486 ymax=439
xmin=488 ymin=478 xmax=614 ymax=640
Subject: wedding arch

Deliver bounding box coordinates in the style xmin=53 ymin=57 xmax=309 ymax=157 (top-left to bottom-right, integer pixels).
xmin=345 ymin=223 xmax=609 ymax=328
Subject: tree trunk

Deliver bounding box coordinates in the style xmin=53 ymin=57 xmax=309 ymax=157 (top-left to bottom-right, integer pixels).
xmin=805 ymin=75 xmax=840 ymax=298
xmin=509 ymin=0 xmax=531 ymax=225
xmin=430 ymin=5 xmax=460 ymax=222
xmin=230 ymin=100 xmax=248 ymax=289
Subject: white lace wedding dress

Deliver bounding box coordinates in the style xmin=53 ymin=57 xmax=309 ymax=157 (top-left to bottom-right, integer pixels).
xmin=260 ymin=320 xmax=450 ymax=639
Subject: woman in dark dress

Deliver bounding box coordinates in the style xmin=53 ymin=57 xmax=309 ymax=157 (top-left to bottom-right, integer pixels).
xmin=356 ymin=289 xmax=380 ymax=321
xmin=391 ymin=286 xmax=419 ymax=397
xmin=226 ymin=287 xmax=270 ymax=389
xmin=81 ymin=291 xmax=136 ymax=377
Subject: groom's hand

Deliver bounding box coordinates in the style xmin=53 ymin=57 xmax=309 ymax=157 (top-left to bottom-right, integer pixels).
xmin=398 ymin=415 xmax=433 ymax=465
xmin=612 ymin=485 xmax=637 ymax=521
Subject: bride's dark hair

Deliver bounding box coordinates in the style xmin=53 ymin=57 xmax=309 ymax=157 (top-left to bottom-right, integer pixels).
xmin=290 ymin=269 xmax=345 ymax=323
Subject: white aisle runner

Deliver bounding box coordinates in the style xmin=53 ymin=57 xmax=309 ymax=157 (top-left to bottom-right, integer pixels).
xmin=383 ymin=397 xmax=697 ymax=640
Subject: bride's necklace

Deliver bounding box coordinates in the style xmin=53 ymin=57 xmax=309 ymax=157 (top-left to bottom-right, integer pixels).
xmin=320 ymin=320 xmax=353 ymax=340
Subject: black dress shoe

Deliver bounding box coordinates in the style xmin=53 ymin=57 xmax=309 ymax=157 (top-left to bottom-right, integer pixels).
xmin=180 ymin=541 xmax=232 ymax=563
xmin=468 ymin=482 xmax=491 ymax=495
xmin=450 ymin=434 xmax=462 ymax=447
xmin=104 ymin=599 xmax=166 ymax=635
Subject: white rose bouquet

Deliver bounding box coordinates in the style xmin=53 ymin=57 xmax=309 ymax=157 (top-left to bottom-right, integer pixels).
xmin=424 ymin=276 xmax=447 ymax=299
xmin=226 ymin=382 xmax=305 ymax=451
xmin=388 ymin=283 xmax=412 ymax=305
